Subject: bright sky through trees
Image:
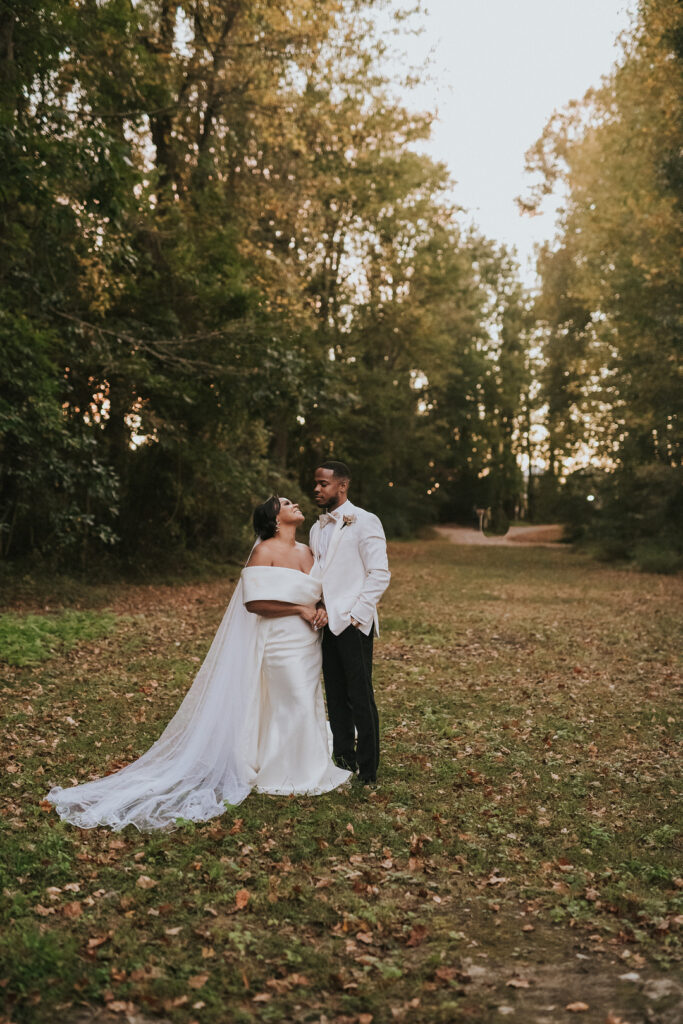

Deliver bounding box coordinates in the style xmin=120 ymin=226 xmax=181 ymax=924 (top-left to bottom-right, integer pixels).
xmin=396 ymin=0 xmax=633 ymax=283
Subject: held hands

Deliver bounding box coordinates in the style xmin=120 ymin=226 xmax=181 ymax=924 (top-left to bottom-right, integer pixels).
xmin=300 ymin=604 xmax=328 ymax=631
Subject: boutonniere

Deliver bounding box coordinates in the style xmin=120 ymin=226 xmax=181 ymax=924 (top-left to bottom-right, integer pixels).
xmin=341 ymin=514 xmax=356 ymax=529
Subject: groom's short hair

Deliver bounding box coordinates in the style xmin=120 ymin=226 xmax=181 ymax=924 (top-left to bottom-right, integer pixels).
xmin=319 ymin=460 xmax=351 ymax=481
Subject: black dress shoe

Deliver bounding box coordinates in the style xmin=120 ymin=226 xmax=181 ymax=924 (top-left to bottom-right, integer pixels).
xmin=357 ymin=774 xmax=377 ymax=785
xmin=335 ymin=756 xmax=357 ymax=773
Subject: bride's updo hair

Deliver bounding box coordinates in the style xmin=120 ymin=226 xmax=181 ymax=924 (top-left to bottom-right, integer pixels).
xmin=253 ymin=495 xmax=281 ymax=540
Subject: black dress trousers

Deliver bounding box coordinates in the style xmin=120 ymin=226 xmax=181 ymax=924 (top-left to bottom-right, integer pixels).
xmin=322 ymin=623 xmax=379 ymax=781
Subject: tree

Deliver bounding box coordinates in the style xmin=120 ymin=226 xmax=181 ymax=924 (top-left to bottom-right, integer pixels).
xmin=524 ymin=0 xmax=683 ymax=565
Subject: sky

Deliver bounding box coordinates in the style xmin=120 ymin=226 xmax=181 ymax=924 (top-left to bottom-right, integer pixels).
xmin=390 ymin=0 xmax=634 ymax=285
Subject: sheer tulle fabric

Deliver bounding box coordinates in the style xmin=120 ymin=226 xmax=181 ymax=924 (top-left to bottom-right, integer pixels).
xmin=47 ymin=565 xmax=348 ymax=831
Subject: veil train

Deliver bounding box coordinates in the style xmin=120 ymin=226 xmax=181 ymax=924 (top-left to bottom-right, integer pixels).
xmin=47 ymin=567 xmax=262 ymax=831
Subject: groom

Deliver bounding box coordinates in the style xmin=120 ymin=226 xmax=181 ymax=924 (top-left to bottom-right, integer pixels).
xmin=310 ymin=462 xmax=391 ymax=784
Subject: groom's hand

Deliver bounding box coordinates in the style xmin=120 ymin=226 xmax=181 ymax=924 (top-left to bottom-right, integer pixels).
xmin=303 ymin=604 xmax=328 ymax=630
xmin=350 ymin=617 xmax=360 ymax=629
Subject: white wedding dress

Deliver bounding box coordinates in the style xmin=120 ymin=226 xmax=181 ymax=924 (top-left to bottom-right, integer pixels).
xmin=46 ymin=564 xmax=350 ymax=831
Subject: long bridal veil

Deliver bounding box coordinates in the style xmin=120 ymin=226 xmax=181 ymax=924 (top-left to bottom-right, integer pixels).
xmin=47 ymin=570 xmax=262 ymax=831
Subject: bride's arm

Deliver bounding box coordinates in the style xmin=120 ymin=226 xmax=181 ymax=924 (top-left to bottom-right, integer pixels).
xmin=245 ymin=600 xmax=327 ymax=629
xmin=245 ymin=600 xmax=308 ymax=618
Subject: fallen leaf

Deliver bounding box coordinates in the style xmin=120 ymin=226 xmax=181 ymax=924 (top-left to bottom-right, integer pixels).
xmin=62 ymin=901 xmax=82 ymax=918
xmin=163 ymin=995 xmax=189 ymax=1009
xmin=136 ymin=875 xmax=157 ymax=890
xmin=87 ymin=935 xmax=109 ymax=949
xmin=506 ymin=977 xmax=531 ymax=988
xmin=406 ymin=924 xmax=428 ymax=947
xmin=434 ymin=966 xmax=463 ymax=984
xmin=188 ymin=973 xmax=209 ymax=989
xmin=252 ymin=992 xmax=271 ymax=1003
xmin=165 ymin=926 xmax=183 ymax=936
xmin=566 ymin=1002 xmax=589 ymax=1012
xmin=235 ymin=888 xmax=250 ymax=910
xmin=356 ymin=931 xmax=373 ymax=945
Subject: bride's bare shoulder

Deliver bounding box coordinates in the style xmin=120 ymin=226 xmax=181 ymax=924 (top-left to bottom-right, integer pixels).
xmin=245 ymin=540 xmax=277 ymax=567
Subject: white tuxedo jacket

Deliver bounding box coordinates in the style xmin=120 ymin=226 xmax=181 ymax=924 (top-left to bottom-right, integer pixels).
xmin=309 ymin=500 xmax=390 ymax=637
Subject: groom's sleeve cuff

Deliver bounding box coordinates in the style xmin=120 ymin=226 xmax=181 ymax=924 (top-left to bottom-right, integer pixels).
xmin=349 ymin=602 xmax=373 ymax=630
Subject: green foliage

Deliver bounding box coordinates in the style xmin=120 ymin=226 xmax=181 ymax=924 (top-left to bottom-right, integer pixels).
xmin=527 ymin=0 xmax=683 ymax=565
xmin=0 ymin=610 xmax=117 ymax=666
xmin=1 ymin=0 xmax=534 ymax=569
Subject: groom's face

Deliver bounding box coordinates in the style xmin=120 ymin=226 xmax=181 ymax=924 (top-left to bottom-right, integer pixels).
xmin=313 ymin=468 xmax=346 ymax=510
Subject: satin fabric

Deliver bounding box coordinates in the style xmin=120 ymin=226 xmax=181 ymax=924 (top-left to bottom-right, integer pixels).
xmin=243 ymin=567 xmax=350 ymax=796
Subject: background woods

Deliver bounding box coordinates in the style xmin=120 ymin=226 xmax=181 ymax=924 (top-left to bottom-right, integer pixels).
xmin=525 ymin=0 xmax=683 ymax=568
xmin=0 ymin=0 xmax=680 ymax=570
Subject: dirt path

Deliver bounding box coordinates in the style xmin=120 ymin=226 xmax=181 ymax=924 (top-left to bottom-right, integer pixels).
xmin=435 ymin=523 xmax=565 ymax=548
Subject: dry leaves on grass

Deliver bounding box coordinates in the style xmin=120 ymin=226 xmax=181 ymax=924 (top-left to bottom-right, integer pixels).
xmin=235 ymin=888 xmax=250 ymax=910
xmin=106 ymin=1000 xmax=137 ymax=1014
xmin=265 ymin=972 xmax=310 ymax=994
xmin=188 ymin=973 xmax=209 ymax=989
xmin=566 ymin=1002 xmax=590 ymax=1012
xmin=433 ymin=966 xmax=470 ymax=986
xmin=405 ymin=924 xmax=428 ymax=947
xmin=136 ymin=875 xmax=157 ymax=889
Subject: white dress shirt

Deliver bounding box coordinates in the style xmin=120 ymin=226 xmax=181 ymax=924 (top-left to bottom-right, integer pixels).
xmin=317 ymin=499 xmax=351 ymax=565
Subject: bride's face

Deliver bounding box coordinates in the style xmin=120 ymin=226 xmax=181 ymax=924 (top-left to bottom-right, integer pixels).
xmin=277 ymin=497 xmax=305 ymax=526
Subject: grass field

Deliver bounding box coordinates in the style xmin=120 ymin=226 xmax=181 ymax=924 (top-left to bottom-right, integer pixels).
xmin=1 ymin=539 xmax=681 ymax=1024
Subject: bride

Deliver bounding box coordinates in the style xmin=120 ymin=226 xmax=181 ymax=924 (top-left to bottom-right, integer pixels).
xmin=46 ymin=496 xmax=351 ymax=831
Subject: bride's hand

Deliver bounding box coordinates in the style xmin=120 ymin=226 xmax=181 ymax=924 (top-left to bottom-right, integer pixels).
xmin=299 ymin=604 xmax=318 ymax=627
xmin=313 ymin=606 xmax=328 ymax=630
xmin=300 ymin=604 xmax=328 ymax=631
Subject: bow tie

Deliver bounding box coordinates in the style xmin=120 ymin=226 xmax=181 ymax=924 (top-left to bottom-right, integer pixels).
xmin=318 ymin=512 xmax=337 ymax=527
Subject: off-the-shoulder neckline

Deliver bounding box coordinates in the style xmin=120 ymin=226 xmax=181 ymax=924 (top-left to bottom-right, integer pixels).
xmin=243 ymin=564 xmax=314 ymax=577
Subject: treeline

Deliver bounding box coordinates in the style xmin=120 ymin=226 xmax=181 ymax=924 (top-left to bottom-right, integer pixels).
xmin=526 ymin=0 xmax=682 ymax=571
xmin=2 ymin=1 xmax=679 ymax=574
xmin=0 ymin=0 xmax=532 ymax=568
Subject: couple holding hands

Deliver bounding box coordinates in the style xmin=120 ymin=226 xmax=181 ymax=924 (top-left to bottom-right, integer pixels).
xmin=48 ymin=462 xmax=390 ymax=831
